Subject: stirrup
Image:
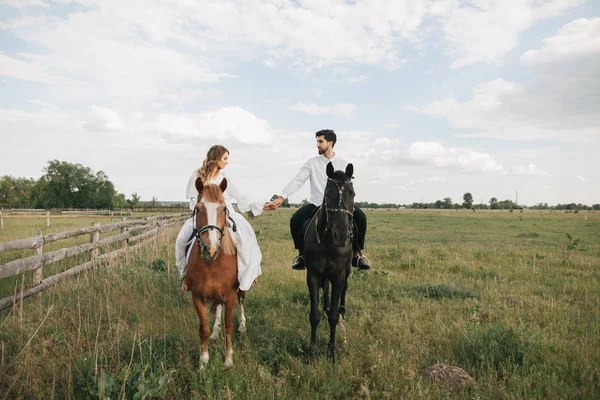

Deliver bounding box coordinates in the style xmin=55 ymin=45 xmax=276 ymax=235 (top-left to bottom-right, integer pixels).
xmin=291 ymin=255 xmax=305 ymax=270
xmin=352 ymin=255 xmax=371 ymax=270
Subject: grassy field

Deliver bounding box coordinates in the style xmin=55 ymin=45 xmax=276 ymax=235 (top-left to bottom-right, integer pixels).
xmin=0 ymin=209 xmax=599 ymax=399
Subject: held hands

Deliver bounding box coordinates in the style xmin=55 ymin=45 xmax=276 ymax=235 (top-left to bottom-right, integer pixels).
xmin=263 ymin=196 xmax=284 ymax=210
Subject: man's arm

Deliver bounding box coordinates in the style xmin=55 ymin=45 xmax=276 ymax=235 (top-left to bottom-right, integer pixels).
xmin=265 ymin=161 xmax=311 ymax=210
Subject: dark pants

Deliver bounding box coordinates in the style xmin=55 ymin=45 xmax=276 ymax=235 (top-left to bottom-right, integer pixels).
xmin=290 ymin=203 xmax=367 ymax=254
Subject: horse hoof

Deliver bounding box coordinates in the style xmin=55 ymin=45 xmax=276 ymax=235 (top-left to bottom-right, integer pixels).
xmin=225 ymin=357 xmax=234 ymax=369
xmin=200 ymin=352 xmax=209 ymax=364
xmin=209 ymin=333 xmax=219 ymax=341
xmin=238 ymin=325 xmax=246 ymax=334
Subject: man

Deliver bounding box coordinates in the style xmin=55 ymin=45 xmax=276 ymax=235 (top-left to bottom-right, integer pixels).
xmin=265 ymin=129 xmax=371 ymax=270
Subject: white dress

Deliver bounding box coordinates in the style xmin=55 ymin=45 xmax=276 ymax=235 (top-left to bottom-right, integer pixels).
xmin=177 ymin=170 xmax=263 ymax=291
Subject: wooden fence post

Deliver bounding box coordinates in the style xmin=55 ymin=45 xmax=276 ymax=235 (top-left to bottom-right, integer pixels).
xmin=0 ymin=211 xmax=3 ymax=230
xmin=33 ymin=231 xmax=43 ymax=285
xmin=46 ymin=211 xmax=50 ymax=227
xmin=90 ymin=222 xmax=100 ymax=259
xmin=121 ymin=217 xmax=128 ymax=248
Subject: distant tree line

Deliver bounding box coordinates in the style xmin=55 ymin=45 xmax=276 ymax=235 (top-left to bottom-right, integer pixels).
xmin=1 ymin=160 xmax=141 ymax=209
xmin=355 ymin=191 xmax=600 ymax=210
xmin=3 ymin=167 xmax=599 ymax=211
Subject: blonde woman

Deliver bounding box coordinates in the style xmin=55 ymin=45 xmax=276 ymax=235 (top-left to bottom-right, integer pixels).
xmin=176 ymin=145 xmax=265 ymax=291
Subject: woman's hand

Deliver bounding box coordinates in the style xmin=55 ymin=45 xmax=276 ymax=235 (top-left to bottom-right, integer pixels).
xmin=264 ymin=196 xmax=284 ymax=210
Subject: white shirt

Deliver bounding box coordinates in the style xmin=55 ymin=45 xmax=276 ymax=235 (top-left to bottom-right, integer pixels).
xmin=279 ymin=154 xmax=350 ymax=206
xmin=185 ymin=170 xmax=264 ymax=216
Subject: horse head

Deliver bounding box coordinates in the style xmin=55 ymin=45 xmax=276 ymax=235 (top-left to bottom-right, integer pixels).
xmin=193 ymin=177 xmax=230 ymax=260
xmin=322 ymin=162 xmax=355 ymax=247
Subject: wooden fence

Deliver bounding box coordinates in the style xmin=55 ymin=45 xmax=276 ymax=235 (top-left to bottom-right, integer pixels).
xmin=0 ymin=213 xmax=188 ymax=311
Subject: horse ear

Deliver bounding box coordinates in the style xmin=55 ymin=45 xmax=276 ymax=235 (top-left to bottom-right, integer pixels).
xmin=219 ymin=178 xmax=228 ymax=193
xmin=345 ymin=163 xmax=354 ymax=179
xmin=195 ymin=178 xmax=204 ymax=196
xmin=326 ymin=162 xmax=334 ymax=178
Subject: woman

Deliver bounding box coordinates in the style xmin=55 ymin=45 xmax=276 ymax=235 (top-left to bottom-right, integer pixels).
xmin=175 ymin=145 xmax=265 ymax=291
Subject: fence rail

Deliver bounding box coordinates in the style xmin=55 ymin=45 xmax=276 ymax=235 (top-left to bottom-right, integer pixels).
xmin=0 ymin=213 xmax=188 ymax=311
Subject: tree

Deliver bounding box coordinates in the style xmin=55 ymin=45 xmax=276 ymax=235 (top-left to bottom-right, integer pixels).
xmin=498 ymin=199 xmax=514 ymax=209
xmin=0 ymin=176 xmax=37 ymax=207
xmin=462 ymin=192 xmax=473 ymax=209
xmin=33 ymin=160 xmax=116 ymax=209
xmin=113 ymin=193 xmax=127 ymax=208
xmin=127 ymin=193 xmax=141 ymax=207
xmin=443 ymin=197 xmax=452 ymax=209
xmin=489 ymin=197 xmax=499 ymax=210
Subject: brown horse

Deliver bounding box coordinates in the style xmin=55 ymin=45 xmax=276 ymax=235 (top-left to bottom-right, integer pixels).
xmin=184 ymin=177 xmax=242 ymax=368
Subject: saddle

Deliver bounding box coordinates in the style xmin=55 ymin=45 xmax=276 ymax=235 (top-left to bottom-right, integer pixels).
xmin=301 ymin=207 xmax=358 ymax=249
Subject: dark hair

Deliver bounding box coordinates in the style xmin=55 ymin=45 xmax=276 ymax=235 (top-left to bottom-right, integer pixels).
xmin=315 ymin=129 xmax=337 ymax=147
xmin=198 ymin=144 xmax=229 ymax=183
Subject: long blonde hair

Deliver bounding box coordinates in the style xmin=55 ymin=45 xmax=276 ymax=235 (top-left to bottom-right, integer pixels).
xmin=198 ymin=145 xmax=229 ymax=183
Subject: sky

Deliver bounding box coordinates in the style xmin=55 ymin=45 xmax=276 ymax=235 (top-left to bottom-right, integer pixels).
xmin=0 ymin=0 xmax=599 ymax=207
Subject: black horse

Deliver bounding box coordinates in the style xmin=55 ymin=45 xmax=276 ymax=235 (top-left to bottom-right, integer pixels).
xmin=303 ymin=161 xmax=355 ymax=362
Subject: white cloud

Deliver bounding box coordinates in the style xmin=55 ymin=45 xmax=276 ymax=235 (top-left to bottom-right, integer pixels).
xmin=0 ymin=0 xmax=48 ymax=8
xmin=1 ymin=0 xmax=428 ymax=76
xmin=409 ymin=176 xmax=445 ymax=185
xmin=84 ymin=106 xmax=124 ymax=131
xmin=288 ymin=102 xmax=330 ymax=116
xmin=0 ymin=52 xmax=53 ymax=83
xmin=521 ymin=18 xmax=600 ymax=65
xmin=416 ymin=18 xmax=600 ymax=144
xmin=151 ymin=106 xmax=274 ymax=145
xmin=375 ymin=137 xmax=402 ymax=146
xmin=574 ymin=175 xmax=587 ymax=182
xmin=405 ymin=141 xmax=504 ymax=172
xmin=288 ymin=102 xmax=356 ymax=119
xmin=346 ymin=75 xmax=368 ymax=84
xmin=432 ymin=0 xmax=584 ymax=69
xmin=511 ymin=162 xmax=549 ymax=176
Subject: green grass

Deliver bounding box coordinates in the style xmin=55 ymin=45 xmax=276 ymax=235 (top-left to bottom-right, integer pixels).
xmin=0 ymin=209 xmax=599 ymax=399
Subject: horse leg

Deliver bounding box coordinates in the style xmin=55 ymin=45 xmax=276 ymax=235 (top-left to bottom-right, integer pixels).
xmin=322 ymin=277 xmax=330 ymax=313
xmin=237 ymin=290 xmax=247 ymax=334
xmin=191 ymin=295 xmax=211 ymax=364
xmin=327 ymin=279 xmax=345 ymax=363
xmin=209 ymin=304 xmax=222 ymax=341
xmin=339 ymin=280 xmax=348 ymax=320
xmin=307 ymin=273 xmax=321 ymax=359
xmin=224 ymin=292 xmax=236 ymax=368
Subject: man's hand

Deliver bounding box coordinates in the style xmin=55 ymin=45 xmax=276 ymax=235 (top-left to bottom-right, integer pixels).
xmin=264 ymin=196 xmax=285 ymax=210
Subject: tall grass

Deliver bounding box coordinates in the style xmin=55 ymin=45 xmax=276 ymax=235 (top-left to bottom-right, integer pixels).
xmin=0 ymin=209 xmax=599 ymax=399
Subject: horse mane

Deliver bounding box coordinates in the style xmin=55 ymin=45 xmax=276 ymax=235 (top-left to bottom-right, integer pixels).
xmin=199 ymin=183 xmax=236 ymax=256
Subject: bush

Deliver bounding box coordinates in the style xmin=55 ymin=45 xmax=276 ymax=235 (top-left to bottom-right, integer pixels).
xmin=150 ymin=258 xmax=167 ymax=272
xmin=414 ymin=284 xmax=478 ymax=300
xmin=455 ymin=323 xmax=526 ymax=372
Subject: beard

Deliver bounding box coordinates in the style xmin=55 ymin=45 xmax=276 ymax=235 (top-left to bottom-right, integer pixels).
xmin=318 ymin=146 xmax=328 ymax=154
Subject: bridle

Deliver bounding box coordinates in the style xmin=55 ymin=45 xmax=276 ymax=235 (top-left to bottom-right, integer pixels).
xmin=192 ymin=202 xmax=227 ymax=259
xmin=318 ymin=177 xmax=354 ymax=246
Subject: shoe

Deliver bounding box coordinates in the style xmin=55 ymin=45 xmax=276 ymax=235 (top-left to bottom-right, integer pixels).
xmin=352 ymin=255 xmax=371 ymax=270
xmin=291 ymin=255 xmax=305 ymax=270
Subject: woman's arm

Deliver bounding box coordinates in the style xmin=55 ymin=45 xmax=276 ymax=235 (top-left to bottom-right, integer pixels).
xmin=185 ymin=171 xmax=198 ymax=211
xmin=224 ymin=173 xmax=265 ymax=216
